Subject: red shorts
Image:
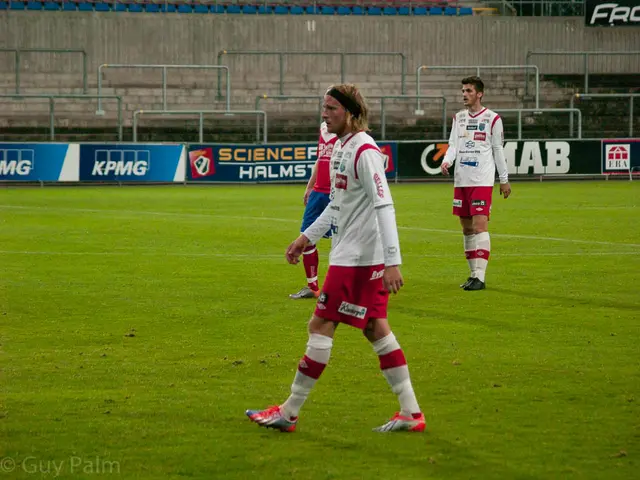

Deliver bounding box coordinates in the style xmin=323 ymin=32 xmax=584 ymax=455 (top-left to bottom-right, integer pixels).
xmin=453 ymin=186 xmax=493 ymax=217
xmin=314 ymin=264 xmax=389 ymax=329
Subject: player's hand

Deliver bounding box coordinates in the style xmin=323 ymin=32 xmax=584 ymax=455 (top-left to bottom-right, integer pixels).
xmin=286 ymin=234 xmax=309 ymax=265
xmin=303 ymin=188 xmax=312 ymax=206
xmin=500 ymin=182 xmax=511 ymax=199
xmin=383 ymin=266 xmax=404 ymax=294
xmin=441 ymin=162 xmax=450 ymax=176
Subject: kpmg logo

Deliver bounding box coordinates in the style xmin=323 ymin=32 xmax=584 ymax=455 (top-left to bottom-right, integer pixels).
xmin=586 ymin=0 xmax=640 ymax=26
xmin=0 ymin=149 xmax=35 ymax=176
xmin=91 ymin=149 xmax=150 ymax=176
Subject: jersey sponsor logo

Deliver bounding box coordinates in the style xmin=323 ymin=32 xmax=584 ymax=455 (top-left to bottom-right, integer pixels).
xmin=604 ymin=144 xmax=630 ymax=170
xmin=479 ymin=123 xmax=486 ymax=131
xmin=460 ymin=158 xmax=479 ymax=167
xmin=373 ymin=172 xmax=385 ymax=198
xmin=335 ymin=173 xmax=348 ymax=190
xmin=189 ymin=148 xmax=215 ymax=178
xmin=465 ymin=141 xmax=475 ymax=149
xmin=471 ymin=200 xmax=486 ymax=206
xmin=317 ymin=142 xmax=335 ymax=160
xmin=474 ymin=132 xmax=487 ymax=141
xmin=468 ymin=118 xmax=478 ymax=124
xmin=453 ymin=199 xmax=462 ymax=207
xmin=466 ymin=125 xmax=478 ymax=131
xmin=338 ymin=301 xmax=367 ymax=320
xmin=370 ymin=269 xmax=384 ymax=280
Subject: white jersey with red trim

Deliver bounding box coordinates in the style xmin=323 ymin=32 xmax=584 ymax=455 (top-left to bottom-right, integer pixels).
xmin=441 ymin=107 xmax=509 ymax=187
xmin=326 ymin=131 xmax=394 ymax=267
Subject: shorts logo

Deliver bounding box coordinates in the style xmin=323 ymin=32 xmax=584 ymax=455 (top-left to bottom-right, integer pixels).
xmin=471 ymin=200 xmax=486 ymax=206
xmin=453 ymin=199 xmax=462 ymax=207
xmin=370 ymin=269 xmax=384 ymax=280
xmin=338 ymin=302 xmax=367 ymax=320
xmin=474 ymin=132 xmax=486 ymax=141
xmin=373 ymin=172 xmax=385 ymax=198
xmin=318 ymin=292 xmax=328 ymax=303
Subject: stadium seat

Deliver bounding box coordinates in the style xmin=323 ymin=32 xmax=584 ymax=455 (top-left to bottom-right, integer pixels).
xmin=429 ymin=6 xmax=443 ymax=14
xmin=62 ymin=1 xmax=76 ymax=10
xmin=459 ymin=6 xmax=473 ymax=15
xmin=129 ymin=2 xmax=143 ymax=12
xmin=114 ymin=2 xmax=126 ymax=11
xmin=337 ymin=6 xmax=350 ymax=15
xmin=212 ymin=4 xmax=225 ymax=13
xmin=194 ymin=3 xmax=209 ymax=13
xmin=226 ymin=4 xmax=240 ymax=13
xmin=0 ymin=1 xmax=7 ymax=8
xmin=444 ymin=6 xmax=457 ymax=15
xmin=383 ymin=6 xmax=396 ymax=15
xmin=413 ymin=6 xmax=427 ymax=15
xmin=242 ymin=4 xmax=257 ymax=14
xmin=351 ymin=5 xmax=363 ymax=14
xmin=321 ymin=6 xmax=334 ymax=14
xmin=77 ymin=2 xmax=92 ymax=11
xmin=288 ymin=5 xmax=302 ymax=14
xmin=146 ymin=2 xmax=161 ymax=12
xmin=368 ymin=6 xmax=381 ymax=15
xmin=398 ymin=6 xmax=410 ymax=15
xmin=10 ymin=1 xmax=25 ymax=9
xmin=304 ymin=5 xmax=315 ymax=14
xmin=94 ymin=2 xmax=110 ymax=11
xmin=258 ymin=5 xmax=272 ymax=14
xmin=44 ymin=1 xmax=60 ymax=10
xmin=27 ymin=0 xmax=43 ymax=9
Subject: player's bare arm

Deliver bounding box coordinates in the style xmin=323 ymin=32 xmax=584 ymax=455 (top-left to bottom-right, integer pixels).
xmin=441 ymin=162 xmax=450 ymax=176
xmin=500 ymin=182 xmax=511 ymax=199
xmin=383 ymin=265 xmax=404 ymax=294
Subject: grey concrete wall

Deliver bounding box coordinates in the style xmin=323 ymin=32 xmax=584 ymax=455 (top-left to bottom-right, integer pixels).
xmin=0 ymin=12 xmax=639 ymax=78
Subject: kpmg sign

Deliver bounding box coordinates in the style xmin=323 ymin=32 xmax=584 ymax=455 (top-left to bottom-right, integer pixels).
xmin=585 ymin=0 xmax=640 ymax=26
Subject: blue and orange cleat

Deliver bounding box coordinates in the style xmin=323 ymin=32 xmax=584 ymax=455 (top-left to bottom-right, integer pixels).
xmin=373 ymin=412 xmax=426 ymax=432
xmin=246 ymin=405 xmax=297 ymax=432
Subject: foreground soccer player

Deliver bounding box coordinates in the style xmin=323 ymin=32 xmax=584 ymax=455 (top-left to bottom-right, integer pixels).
xmin=289 ymin=122 xmax=338 ymax=300
xmin=440 ymin=76 xmax=512 ymax=291
xmin=247 ymin=84 xmax=425 ymax=433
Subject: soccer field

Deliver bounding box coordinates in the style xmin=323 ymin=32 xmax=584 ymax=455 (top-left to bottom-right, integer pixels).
xmin=1 ymin=181 xmax=639 ymax=479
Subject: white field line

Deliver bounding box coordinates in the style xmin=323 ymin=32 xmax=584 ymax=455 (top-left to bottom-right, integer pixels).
xmin=1 ymin=204 xmax=639 ymax=249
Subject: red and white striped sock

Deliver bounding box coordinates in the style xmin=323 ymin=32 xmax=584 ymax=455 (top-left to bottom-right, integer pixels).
xmin=474 ymin=232 xmax=491 ymax=282
xmin=464 ymin=234 xmax=477 ymax=278
xmin=302 ymin=244 xmax=320 ymax=291
xmin=281 ymin=334 xmax=333 ymax=419
xmin=372 ymin=333 xmax=421 ymax=417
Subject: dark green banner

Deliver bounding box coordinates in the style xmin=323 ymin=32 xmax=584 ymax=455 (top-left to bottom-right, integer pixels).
xmin=397 ymin=140 xmax=603 ymax=179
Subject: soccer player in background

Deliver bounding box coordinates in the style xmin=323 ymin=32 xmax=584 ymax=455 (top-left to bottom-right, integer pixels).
xmin=440 ymin=76 xmax=511 ymax=291
xmin=289 ymin=122 xmax=338 ymax=299
xmin=247 ymin=84 xmax=425 ymax=433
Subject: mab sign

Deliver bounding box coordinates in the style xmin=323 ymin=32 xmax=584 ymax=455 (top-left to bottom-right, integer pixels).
xmin=585 ymin=0 xmax=640 ymax=26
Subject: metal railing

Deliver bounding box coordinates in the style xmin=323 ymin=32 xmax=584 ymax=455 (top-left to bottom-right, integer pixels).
xmin=0 ymin=94 xmax=123 ymax=141
xmin=525 ymin=51 xmax=640 ymax=94
xmin=502 ymin=0 xmax=584 ymax=16
xmin=217 ymin=50 xmax=407 ymax=97
xmin=0 ymin=48 xmax=88 ymax=94
xmin=570 ymin=93 xmax=638 ymax=138
xmin=494 ymin=108 xmax=582 ymax=140
xmin=97 ymin=64 xmax=231 ymax=114
xmin=132 ymin=109 xmax=267 ymax=143
xmin=416 ymin=64 xmax=540 ymax=110
xmin=254 ymin=94 xmax=448 ymax=139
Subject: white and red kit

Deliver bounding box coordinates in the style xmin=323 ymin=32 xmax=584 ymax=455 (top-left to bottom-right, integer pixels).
xmin=441 ymin=107 xmax=509 ymax=217
xmin=302 ymin=131 xmax=402 ymax=329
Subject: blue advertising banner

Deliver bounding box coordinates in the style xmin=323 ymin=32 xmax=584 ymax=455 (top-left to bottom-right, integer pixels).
xmin=0 ymin=143 xmax=79 ymax=182
xmin=601 ymin=139 xmax=640 ymax=175
xmin=78 ymin=144 xmax=186 ymax=182
xmin=186 ymin=143 xmax=398 ymax=183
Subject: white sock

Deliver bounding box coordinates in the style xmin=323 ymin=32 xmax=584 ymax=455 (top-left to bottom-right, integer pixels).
xmin=464 ymin=234 xmax=477 ymax=278
xmin=372 ymin=333 xmax=421 ymax=417
xmin=281 ymin=334 xmax=333 ymax=419
xmin=475 ymin=232 xmax=491 ymax=282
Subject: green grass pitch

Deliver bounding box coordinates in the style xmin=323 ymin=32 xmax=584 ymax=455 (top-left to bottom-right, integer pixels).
xmin=1 ymin=181 xmax=638 ymax=479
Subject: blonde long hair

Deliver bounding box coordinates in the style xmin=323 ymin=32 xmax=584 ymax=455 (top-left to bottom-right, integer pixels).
xmin=327 ymin=83 xmax=370 ymax=133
